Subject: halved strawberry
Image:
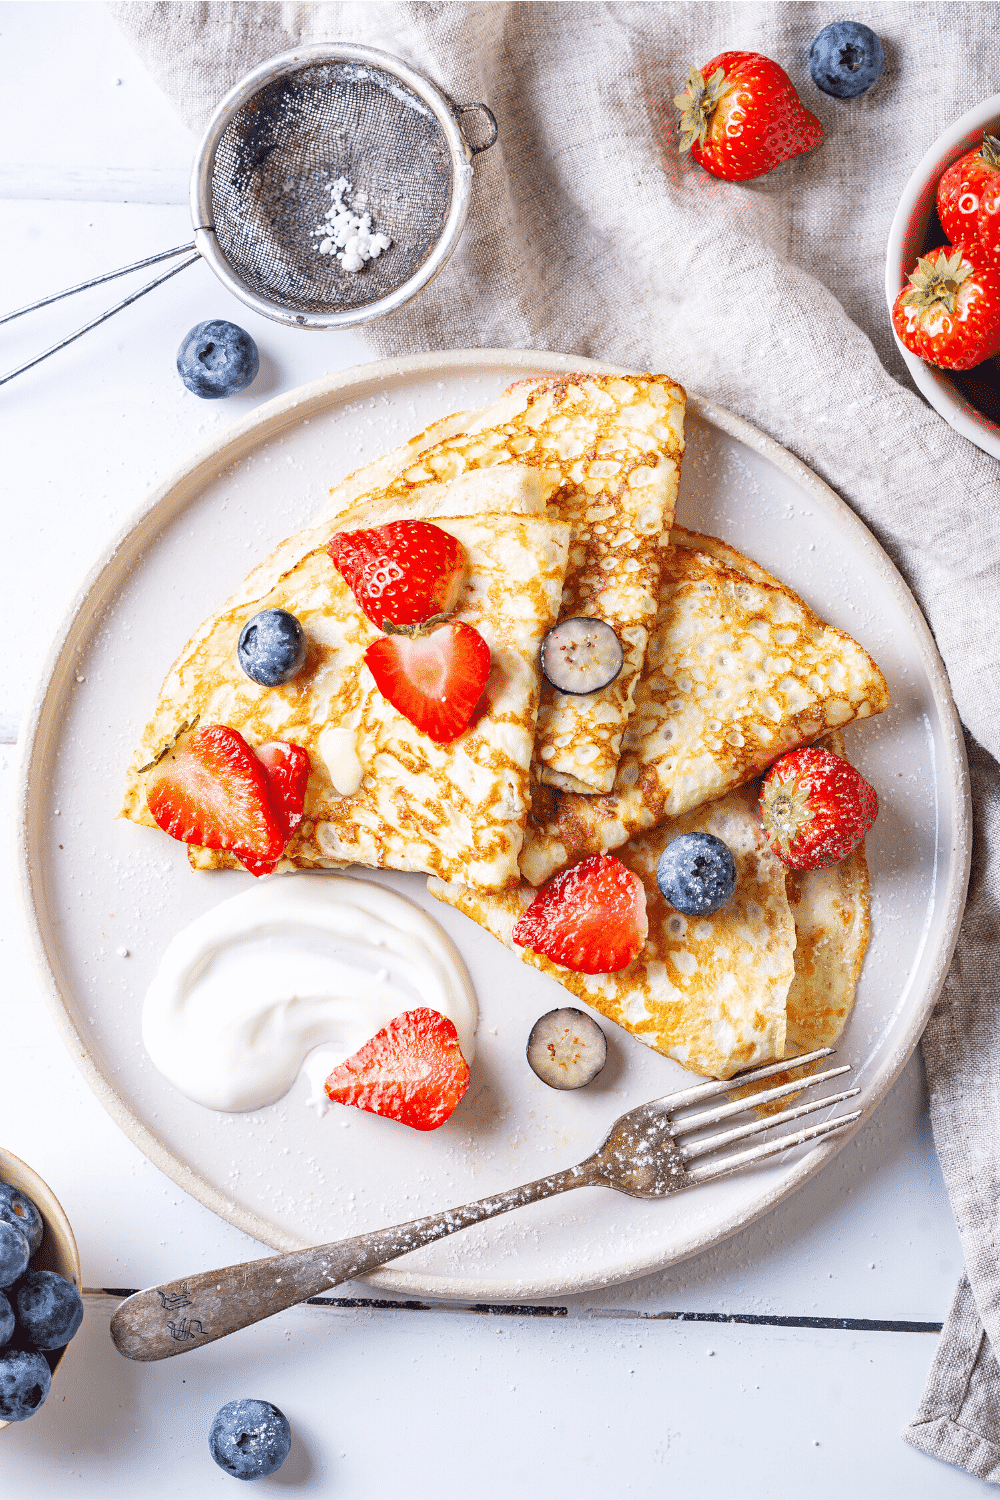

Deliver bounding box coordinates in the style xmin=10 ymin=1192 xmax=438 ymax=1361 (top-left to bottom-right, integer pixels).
xmin=146 ymin=724 xmax=284 ymax=867
xmin=240 ymin=741 xmax=311 ymax=877
xmin=324 ymin=1008 xmax=470 ymax=1131
xmin=328 ymin=520 xmax=467 ymax=630
xmin=364 ymin=620 xmax=491 ymax=743
xmin=513 ymin=854 xmax=648 ymax=974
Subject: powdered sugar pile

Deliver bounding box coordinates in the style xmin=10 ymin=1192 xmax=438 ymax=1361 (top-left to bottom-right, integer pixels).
xmin=315 ymin=177 xmax=392 ymax=273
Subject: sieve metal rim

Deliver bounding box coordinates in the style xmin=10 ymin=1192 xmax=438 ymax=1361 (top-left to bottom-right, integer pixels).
xmin=189 ymin=44 xmax=478 ymax=330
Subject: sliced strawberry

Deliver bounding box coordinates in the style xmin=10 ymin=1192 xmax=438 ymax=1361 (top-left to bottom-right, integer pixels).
xmin=513 ymin=854 xmax=648 ymax=974
xmin=240 ymin=741 xmax=311 ymax=877
xmin=328 ymin=520 xmax=467 ymax=630
xmin=364 ymin=620 xmax=491 ymax=743
xmin=146 ymin=724 xmax=284 ymax=866
xmin=324 ymin=1008 xmax=470 ymax=1131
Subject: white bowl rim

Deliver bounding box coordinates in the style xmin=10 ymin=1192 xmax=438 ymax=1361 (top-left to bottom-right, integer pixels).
xmin=884 ymin=93 xmax=1000 ymax=461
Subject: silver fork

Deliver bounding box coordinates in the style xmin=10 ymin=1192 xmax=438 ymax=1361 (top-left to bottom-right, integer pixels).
xmin=110 ymin=1047 xmax=859 ymax=1362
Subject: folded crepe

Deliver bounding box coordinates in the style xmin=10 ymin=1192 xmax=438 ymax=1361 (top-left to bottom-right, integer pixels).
xmin=430 ymin=780 xmax=796 ymax=1078
xmin=519 ymin=528 xmax=890 ymax=886
xmin=121 ymin=511 xmax=570 ymax=891
xmin=321 ymin=373 xmax=687 ymax=794
xmin=430 ymin=731 xmax=871 ymax=1081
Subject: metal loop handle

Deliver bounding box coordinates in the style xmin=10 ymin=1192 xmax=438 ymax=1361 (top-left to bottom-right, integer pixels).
xmin=453 ymin=102 xmax=499 ymax=155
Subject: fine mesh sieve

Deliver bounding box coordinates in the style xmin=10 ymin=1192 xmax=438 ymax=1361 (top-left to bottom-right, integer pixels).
xmin=2 ymin=44 xmax=496 ymax=384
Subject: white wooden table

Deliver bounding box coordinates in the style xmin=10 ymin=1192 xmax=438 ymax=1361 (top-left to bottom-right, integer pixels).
xmin=0 ymin=6 xmax=986 ymax=1495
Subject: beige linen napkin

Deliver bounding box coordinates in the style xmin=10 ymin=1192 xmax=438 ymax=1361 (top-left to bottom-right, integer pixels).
xmin=111 ymin=1 xmax=1000 ymax=1481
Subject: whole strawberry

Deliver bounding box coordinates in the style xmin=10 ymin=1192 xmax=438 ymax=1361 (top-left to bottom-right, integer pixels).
xmin=936 ymin=136 xmax=1000 ymax=250
xmin=675 ymin=52 xmax=823 ymax=181
xmin=892 ymin=244 xmax=1000 ymax=370
xmin=978 ymin=170 xmax=1000 ymax=269
xmin=759 ymin=747 xmax=877 ymax=871
xmin=328 ymin=520 xmax=467 ymax=630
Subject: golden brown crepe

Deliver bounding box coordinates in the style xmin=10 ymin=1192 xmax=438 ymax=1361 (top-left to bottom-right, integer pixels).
xmin=122 ymin=514 xmax=570 ymax=891
xmin=518 ymin=528 xmax=890 ymax=886
xmin=430 ymin=781 xmax=797 ymax=1079
xmin=321 ymin=373 xmax=687 ymax=794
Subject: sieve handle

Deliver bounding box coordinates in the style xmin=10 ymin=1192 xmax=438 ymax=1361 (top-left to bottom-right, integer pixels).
xmin=453 ymin=102 xmax=499 ymax=155
xmin=1 ymin=244 xmax=200 ymax=389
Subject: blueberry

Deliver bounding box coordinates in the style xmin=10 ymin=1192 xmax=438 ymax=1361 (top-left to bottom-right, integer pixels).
xmin=0 ymin=1348 xmax=51 ymax=1422
xmin=0 ymin=1183 xmax=43 ymax=1255
xmin=177 ymin=320 xmax=259 ymax=399
xmin=809 ymin=21 xmax=884 ymax=99
xmin=0 ymin=1291 xmax=14 ymax=1350
xmin=209 ymin=1398 xmax=291 ymax=1481
xmin=0 ymin=1221 xmax=30 ymax=1289
xmin=238 ymin=609 xmax=308 ymax=686
xmin=14 ymin=1271 xmax=84 ymax=1351
xmin=656 ymin=831 xmax=737 ymax=916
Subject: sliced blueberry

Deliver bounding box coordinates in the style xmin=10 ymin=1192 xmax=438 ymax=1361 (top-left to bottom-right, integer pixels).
xmin=14 ymin=1271 xmax=84 ymax=1351
xmin=177 ymin=320 xmax=260 ymax=399
xmin=656 ymin=831 xmax=737 ymax=917
xmin=0 ymin=1183 xmax=43 ymax=1255
xmin=0 ymin=1291 xmax=14 ymax=1351
xmin=0 ymin=1221 xmax=30 ymax=1289
xmin=0 ymin=1348 xmax=51 ymax=1422
xmin=541 ymin=618 xmax=624 ymax=695
xmin=209 ymin=1398 xmax=292 ymax=1481
xmin=526 ymin=1007 xmax=607 ymax=1090
xmin=238 ymin=609 xmax=308 ymax=686
xmin=809 ymin=21 xmax=884 ymax=99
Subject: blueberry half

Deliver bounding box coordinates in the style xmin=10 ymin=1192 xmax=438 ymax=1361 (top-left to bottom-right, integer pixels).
xmin=209 ymin=1398 xmax=292 ymax=1481
xmin=0 ymin=1348 xmax=51 ymax=1422
xmin=809 ymin=21 xmax=884 ymax=99
xmin=656 ymin=831 xmax=737 ymax=917
xmin=0 ymin=1183 xmax=43 ymax=1255
xmin=541 ymin=618 xmax=624 ymax=695
xmin=238 ymin=609 xmax=308 ymax=686
xmin=526 ymin=1007 xmax=607 ymax=1090
xmin=15 ymin=1271 xmax=84 ymax=1351
xmin=177 ymin=320 xmax=259 ymax=399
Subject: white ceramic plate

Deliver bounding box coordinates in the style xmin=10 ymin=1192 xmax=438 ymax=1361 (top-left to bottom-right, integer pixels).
xmin=15 ymin=350 xmax=969 ymax=1301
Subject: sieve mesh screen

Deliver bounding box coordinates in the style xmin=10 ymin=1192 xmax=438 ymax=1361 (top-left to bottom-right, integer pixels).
xmin=210 ymin=61 xmax=453 ymax=315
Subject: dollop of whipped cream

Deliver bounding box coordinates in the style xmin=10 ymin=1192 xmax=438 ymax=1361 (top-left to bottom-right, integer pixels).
xmin=142 ymin=876 xmax=478 ymax=1114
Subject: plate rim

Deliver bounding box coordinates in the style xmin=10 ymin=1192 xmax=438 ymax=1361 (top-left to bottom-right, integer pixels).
xmin=13 ymin=348 xmax=971 ymax=1300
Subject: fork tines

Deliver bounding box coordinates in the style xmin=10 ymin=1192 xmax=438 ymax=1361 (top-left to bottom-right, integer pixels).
xmin=666 ymin=1050 xmax=861 ymax=1186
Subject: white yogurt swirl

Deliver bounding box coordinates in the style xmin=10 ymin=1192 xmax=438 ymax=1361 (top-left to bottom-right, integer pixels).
xmin=142 ymin=876 xmax=478 ymax=1113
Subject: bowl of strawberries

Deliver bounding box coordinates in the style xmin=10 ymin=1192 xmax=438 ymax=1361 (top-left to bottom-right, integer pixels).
xmin=885 ymin=94 xmax=1000 ymax=459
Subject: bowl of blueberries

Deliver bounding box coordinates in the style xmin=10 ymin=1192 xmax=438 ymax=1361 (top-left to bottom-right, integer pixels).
xmin=0 ymin=1148 xmax=83 ymax=1427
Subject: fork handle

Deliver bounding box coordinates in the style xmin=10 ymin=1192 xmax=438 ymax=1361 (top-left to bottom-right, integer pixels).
xmin=110 ymin=1161 xmax=596 ymax=1361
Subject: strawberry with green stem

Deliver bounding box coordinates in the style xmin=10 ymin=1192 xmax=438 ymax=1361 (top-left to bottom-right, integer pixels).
xmin=759 ymin=746 xmax=878 ymax=871
xmin=892 ymin=244 xmax=1000 ymax=369
xmin=936 ymin=136 xmax=1000 ymax=251
xmin=675 ymin=52 xmax=823 ymax=182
